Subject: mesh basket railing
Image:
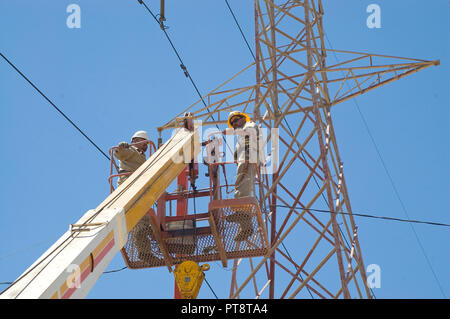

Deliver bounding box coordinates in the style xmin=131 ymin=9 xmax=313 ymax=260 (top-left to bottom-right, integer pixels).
xmin=120 ymin=197 xmax=269 ymax=269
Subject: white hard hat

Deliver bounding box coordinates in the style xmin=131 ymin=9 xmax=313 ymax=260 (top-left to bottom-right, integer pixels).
xmin=132 ymin=130 xmax=150 ymax=141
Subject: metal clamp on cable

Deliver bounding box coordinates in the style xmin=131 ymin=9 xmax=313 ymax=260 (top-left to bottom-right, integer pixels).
xmin=180 ymin=64 xmax=189 ymax=78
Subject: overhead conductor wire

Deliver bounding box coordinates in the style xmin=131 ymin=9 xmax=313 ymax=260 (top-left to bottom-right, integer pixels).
xmin=323 ymin=32 xmax=447 ymax=298
xmin=137 ymin=0 xmax=236 ymax=156
xmin=0 ymin=52 xmax=110 ymax=161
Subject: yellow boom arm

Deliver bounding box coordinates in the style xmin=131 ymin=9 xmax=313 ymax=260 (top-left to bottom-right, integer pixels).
xmin=0 ymin=127 xmax=199 ymax=299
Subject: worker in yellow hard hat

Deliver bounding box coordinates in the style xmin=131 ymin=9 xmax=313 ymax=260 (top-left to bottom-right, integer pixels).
xmin=222 ymin=111 xmax=260 ymax=241
xmin=114 ymin=130 xmax=157 ymax=262
xmin=226 ymin=111 xmax=251 ymax=129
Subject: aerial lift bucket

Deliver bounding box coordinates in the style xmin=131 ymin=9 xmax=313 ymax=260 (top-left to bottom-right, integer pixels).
xmin=120 ymin=196 xmax=269 ymax=269
xmin=118 ymin=127 xmax=269 ymax=270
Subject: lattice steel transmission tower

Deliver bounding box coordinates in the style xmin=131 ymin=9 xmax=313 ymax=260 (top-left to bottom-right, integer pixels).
xmin=158 ymin=0 xmax=439 ymax=299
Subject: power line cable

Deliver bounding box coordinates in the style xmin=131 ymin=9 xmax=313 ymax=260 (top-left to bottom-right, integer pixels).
xmin=0 ymin=52 xmax=110 ymax=161
xmin=138 ymin=1 xmax=209 ymax=111
xmin=276 ymin=205 xmax=450 ymax=228
xmin=0 ymin=264 xmax=129 ymax=289
xmin=323 ymin=33 xmax=447 ymax=298
xmin=102 ymin=266 xmax=128 ymax=274
xmin=137 ymin=1 xmax=235 ymax=155
xmin=203 ymin=275 xmax=219 ymax=299
xmin=223 ymin=0 xmax=256 ymax=61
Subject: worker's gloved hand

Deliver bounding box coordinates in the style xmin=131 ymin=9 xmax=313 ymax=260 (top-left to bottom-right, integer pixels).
xmin=118 ymin=142 xmax=129 ymax=149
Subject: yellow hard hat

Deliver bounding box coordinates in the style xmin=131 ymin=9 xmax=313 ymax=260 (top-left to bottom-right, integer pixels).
xmin=227 ymin=111 xmax=250 ymax=128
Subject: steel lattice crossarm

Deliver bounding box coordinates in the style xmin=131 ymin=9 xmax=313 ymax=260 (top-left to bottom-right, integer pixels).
xmin=157 ymin=0 xmax=439 ymax=299
xmin=157 ymin=51 xmax=438 ymax=131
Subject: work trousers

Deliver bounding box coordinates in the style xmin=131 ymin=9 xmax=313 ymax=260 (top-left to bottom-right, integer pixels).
xmin=234 ymin=162 xmax=256 ymax=198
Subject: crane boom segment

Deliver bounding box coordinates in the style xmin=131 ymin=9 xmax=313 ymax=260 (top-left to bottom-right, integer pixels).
xmin=0 ymin=128 xmax=200 ymax=299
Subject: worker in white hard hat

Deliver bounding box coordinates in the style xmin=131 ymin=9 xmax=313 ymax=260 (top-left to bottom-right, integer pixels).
xmin=114 ymin=130 xmax=156 ymax=262
xmin=222 ymin=111 xmax=261 ymax=242
xmin=114 ymin=130 xmax=150 ymax=186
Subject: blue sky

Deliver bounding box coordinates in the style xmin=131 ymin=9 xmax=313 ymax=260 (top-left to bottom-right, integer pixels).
xmin=0 ymin=0 xmax=448 ymax=299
